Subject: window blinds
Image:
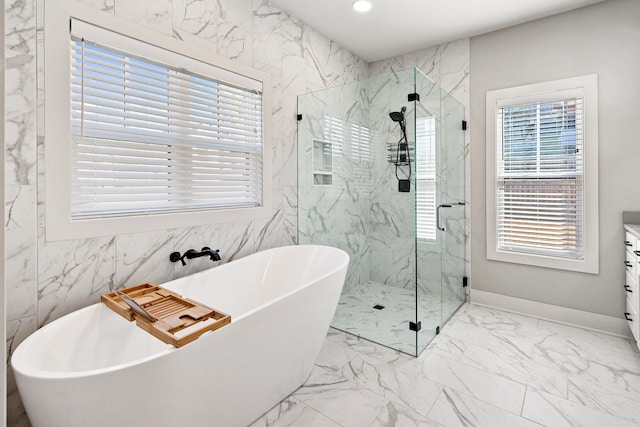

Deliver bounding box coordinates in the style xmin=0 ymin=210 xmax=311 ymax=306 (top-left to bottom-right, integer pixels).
xmin=69 ymin=27 xmax=263 ymax=219
xmin=497 ymin=98 xmax=583 ymax=259
xmin=350 ymin=122 xmax=371 ymax=194
xmin=350 ymin=123 xmax=370 ymax=162
xmin=416 ymin=117 xmax=436 ymax=241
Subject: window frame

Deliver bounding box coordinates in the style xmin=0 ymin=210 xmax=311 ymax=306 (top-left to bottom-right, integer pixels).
xmin=45 ymin=0 xmax=272 ymax=241
xmin=485 ymin=75 xmax=599 ymax=274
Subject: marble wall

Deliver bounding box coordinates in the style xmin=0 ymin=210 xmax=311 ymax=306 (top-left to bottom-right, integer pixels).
xmin=298 ymin=42 xmax=471 ymax=297
xmin=4 ymin=0 xmax=368 ymax=424
xmin=297 ymin=78 xmax=372 ymax=294
xmin=298 ymin=53 xmax=469 ymax=312
xmin=370 ymin=40 xmax=471 ymax=307
xmin=4 ymin=0 xmax=471 ymax=423
xmin=367 ymin=69 xmax=418 ymax=291
xmin=297 ymin=70 xmax=432 ymax=294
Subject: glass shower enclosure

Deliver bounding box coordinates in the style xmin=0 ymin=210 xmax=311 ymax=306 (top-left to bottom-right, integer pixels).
xmin=297 ymin=68 xmax=466 ymax=356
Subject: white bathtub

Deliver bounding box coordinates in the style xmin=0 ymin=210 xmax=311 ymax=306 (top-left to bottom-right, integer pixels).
xmin=12 ymin=245 xmax=349 ymax=427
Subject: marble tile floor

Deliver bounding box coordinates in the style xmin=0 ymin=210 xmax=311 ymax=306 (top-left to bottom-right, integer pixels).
xmin=251 ymin=303 xmax=640 ymax=427
xmin=331 ymin=281 xmax=463 ymax=355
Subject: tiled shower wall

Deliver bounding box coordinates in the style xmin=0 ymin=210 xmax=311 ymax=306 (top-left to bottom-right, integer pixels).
xmin=298 ymin=52 xmax=470 ymax=297
xmin=370 ymin=41 xmax=472 ymax=301
xmin=367 ymin=70 xmax=418 ymax=291
xmin=297 ymin=79 xmax=372 ymax=294
xmin=4 ymin=0 xmax=368 ymax=424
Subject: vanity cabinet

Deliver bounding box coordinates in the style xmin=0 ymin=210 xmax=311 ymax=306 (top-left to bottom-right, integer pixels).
xmin=624 ymin=225 xmax=640 ymax=347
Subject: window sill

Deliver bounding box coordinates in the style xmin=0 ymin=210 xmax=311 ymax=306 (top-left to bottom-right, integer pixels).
xmin=487 ymin=247 xmax=598 ymax=274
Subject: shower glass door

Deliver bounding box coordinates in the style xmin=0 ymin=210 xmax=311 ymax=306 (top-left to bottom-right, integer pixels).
xmin=415 ymin=70 xmax=466 ymax=355
xmin=414 ymin=70 xmax=442 ymax=353
xmin=439 ymin=91 xmax=466 ymax=327
xmin=298 ymin=67 xmax=466 ymax=357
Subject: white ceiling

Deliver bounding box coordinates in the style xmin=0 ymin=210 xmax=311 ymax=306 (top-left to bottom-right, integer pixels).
xmin=269 ymin=0 xmax=607 ymax=62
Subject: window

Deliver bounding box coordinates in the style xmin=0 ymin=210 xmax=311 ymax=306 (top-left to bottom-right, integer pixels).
xmin=486 ymin=75 xmax=598 ymax=273
xmin=350 ymin=122 xmax=371 ymax=194
xmin=416 ymin=117 xmax=436 ymax=241
xmin=45 ymin=2 xmax=271 ymax=240
xmin=350 ymin=122 xmax=371 ymax=163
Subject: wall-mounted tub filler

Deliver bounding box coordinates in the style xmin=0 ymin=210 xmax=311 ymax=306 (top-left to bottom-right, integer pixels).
xmin=170 ymin=247 xmax=221 ymax=266
xmin=12 ymin=245 xmax=349 ymax=427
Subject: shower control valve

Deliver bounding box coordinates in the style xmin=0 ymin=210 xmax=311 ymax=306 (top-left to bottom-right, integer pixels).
xmin=169 ymin=251 xmax=186 ymax=266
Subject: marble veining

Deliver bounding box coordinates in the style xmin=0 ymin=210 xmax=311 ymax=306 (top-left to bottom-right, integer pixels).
xmin=76 ymin=0 xmax=115 ymax=12
xmin=37 ymin=234 xmax=116 ymax=326
xmin=249 ymin=397 xmax=340 ymax=427
xmin=116 ymin=0 xmax=173 ymax=35
xmin=567 ymin=360 xmax=640 ymax=423
xmin=5 ymin=0 xmax=471 ymax=424
xmin=249 ymin=304 xmax=640 ymax=427
xmin=5 ymin=0 xmax=37 ymax=186
xmin=340 ymin=353 xmax=443 ymax=416
xmin=297 ymin=56 xmax=468 ymax=357
xmin=332 ymin=281 xmax=463 ymax=355
xmin=369 ymin=401 xmax=442 ymax=427
xmin=292 ymin=370 xmax=390 ymax=427
xmin=522 ymin=387 xmax=638 ymax=427
xmin=411 ymin=352 xmax=528 ymax=415
xmin=7 ymin=316 xmax=38 ymax=427
xmin=114 ymin=230 xmax=174 ymax=288
xmin=458 ymin=341 xmax=568 ymax=398
xmin=5 ymin=185 xmax=37 ymax=321
xmin=428 ymin=388 xmax=539 ymax=427
xmin=10 ymin=0 xmax=363 ymax=330
xmin=218 ymin=220 xmax=256 ymax=263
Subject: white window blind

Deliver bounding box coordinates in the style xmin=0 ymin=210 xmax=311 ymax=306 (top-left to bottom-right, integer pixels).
xmin=350 ymin=123 xmax=370 ymax=162
xmin=323 ymin=115 xmax=345 ymax=153
xmin=350 ymin=122 xmax=371 ymax=194
xmin=322 ymin=114 xmax=345 ymax=179
xmin=497 ymin=98 xmax=583 ymax=259
xmin=70 ymin=27 xmax=263 ymax=219
xmin=416 ymin=117 xmax=436 ymax=241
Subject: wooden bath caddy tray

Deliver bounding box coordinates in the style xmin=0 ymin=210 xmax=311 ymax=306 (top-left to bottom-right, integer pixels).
xmin=101 ymin=283 xmax=231 ymax=348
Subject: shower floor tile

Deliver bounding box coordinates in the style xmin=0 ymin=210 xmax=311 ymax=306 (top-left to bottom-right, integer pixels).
xmin=330 ymin=281 xmax=463 ymax=355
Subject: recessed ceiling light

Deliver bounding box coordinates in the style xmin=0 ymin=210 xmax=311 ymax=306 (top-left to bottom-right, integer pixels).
xmin=352 ymin=0 xmax=372 ymax=13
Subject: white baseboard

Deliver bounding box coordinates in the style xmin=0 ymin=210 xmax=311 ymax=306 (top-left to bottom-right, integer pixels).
xmin=470 ymin=289 xmax=632 ymax=339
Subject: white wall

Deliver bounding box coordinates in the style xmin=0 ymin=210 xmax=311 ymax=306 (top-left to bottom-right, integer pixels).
xmin=470 ymin=0 xmax=640 ymax=316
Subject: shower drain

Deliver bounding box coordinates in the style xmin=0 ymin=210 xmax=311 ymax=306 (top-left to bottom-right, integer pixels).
xmin=373 ymin=304 xmax=385 ymax=310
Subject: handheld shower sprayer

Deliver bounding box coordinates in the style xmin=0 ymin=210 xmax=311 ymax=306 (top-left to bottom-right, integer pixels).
xmin=389 ymin=106 xmax=411 ymax=192
xmin=389 ymin=106 xmax=406 ymax=124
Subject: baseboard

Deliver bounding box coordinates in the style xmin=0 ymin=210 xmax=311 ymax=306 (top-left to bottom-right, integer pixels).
xmin=470 ymin=289 xmax=632 ymax=339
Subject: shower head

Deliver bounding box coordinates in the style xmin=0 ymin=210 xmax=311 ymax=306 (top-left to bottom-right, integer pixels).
xmin=389 ymin=111 xmax=403 ymax=122
xmin=389 ymin=106 xmax=406 ymax=123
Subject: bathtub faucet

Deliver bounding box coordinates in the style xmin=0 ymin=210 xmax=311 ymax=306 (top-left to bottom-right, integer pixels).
xmin=169 ymin=247 xmax=221 ymax=266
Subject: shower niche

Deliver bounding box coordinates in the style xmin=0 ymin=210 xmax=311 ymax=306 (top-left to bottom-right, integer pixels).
xmin=297 ymin=68 xmax=466 ymax=356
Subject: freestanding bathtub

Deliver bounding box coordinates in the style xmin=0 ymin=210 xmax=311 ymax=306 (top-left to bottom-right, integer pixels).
xmin=12 ymin=245 xmax=349 ymax=427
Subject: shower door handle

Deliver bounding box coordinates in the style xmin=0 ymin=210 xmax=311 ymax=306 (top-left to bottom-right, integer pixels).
xmin=436 ymin=204 xmax=452 ymax=231
xmin=436 ymin=202 xmax=466 ymax=232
